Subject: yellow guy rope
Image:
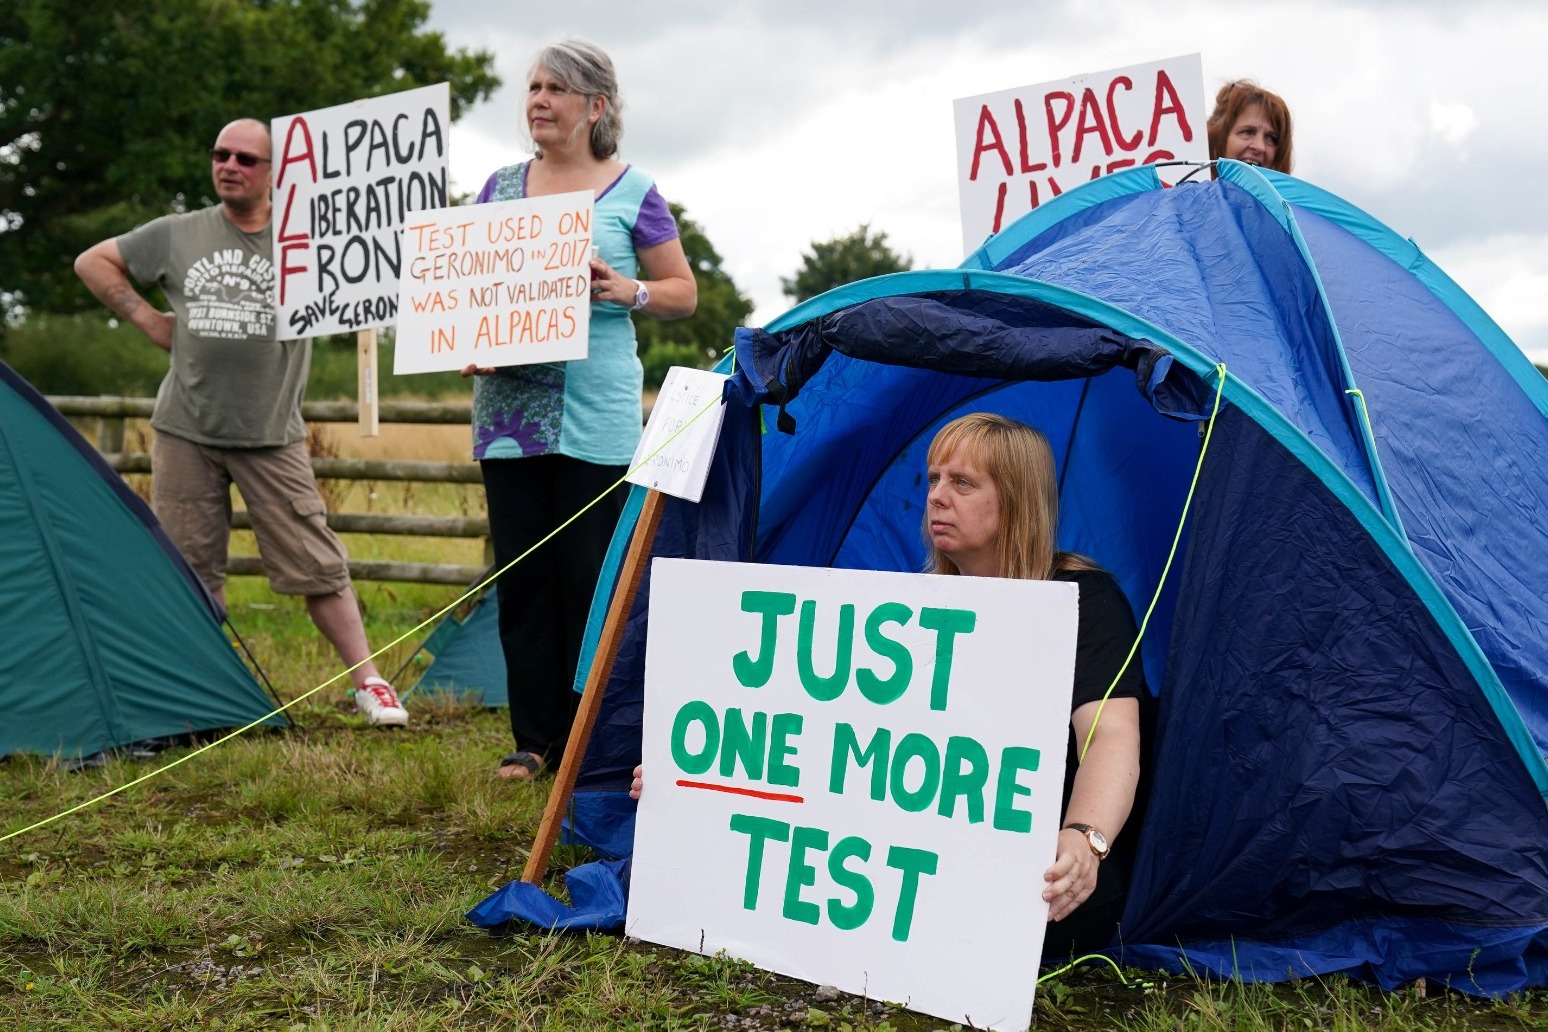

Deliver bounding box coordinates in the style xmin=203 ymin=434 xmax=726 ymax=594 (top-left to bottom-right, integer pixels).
xmin=1078 ymin=364 xmax=1229 ymax=762
xmin=0 ymin=377 xmax=731 ymax=845
xmin=1049 ymin=364 xmax=1228 ymax=985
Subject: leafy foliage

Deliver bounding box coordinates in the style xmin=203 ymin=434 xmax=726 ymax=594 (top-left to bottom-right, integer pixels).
xmin=780 ymin=222 xmax=913 ymax=303
xmin=0 ymin=317 xmax=169 ymax=397
xmin=5 ymin=199 xmax=753 ymax=398
xmin=635 ymin=202 xmax=754 ymax=384
xmin=0 ymin=0 xmax=499 ymax=316
xmin=2 ymin=315 xmax=469 ymax=399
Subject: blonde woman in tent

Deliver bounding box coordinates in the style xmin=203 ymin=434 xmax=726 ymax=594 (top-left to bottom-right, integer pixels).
xmin=461 ymin=37 xmax=698 ymax=781
xmin=1207 ymin=79 xmax=1294 ymax=172
xmin=634 ymin=413 xmax=1152 ymax=956
xmin=922 ymin=412 xmax=1152 ymax=956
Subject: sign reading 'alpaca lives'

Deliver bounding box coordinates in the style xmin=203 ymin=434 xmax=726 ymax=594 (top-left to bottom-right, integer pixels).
xmin=954 ymin=54 xmax=1207 ymax=253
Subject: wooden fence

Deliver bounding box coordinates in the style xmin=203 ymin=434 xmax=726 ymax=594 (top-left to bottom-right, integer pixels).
xmin=49 ymin=396 xmax=489 ymax=586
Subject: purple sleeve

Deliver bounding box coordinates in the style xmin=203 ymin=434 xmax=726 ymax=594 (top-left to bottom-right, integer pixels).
xmin=474 ymin=171 xmax=499 ymax=205
xmin=631 ymin=185 xmax=680 ymax=249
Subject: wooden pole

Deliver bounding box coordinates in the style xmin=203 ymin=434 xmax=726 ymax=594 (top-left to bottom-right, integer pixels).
xmin=523 ymin=488 xmax=667 ymax=885
xmin=357 ymin=328 xmax=380 ymax=437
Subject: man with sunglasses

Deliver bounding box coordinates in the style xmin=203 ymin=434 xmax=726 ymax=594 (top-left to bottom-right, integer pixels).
xmin=75 ymin=119 xmax=409 ymax=728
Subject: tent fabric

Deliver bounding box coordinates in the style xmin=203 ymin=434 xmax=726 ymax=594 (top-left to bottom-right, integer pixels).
xmin=413 ymin=587 xmax=508 ymax=708
xmin=1124 ymin=406 xmax=1548 ymax=995
xmin=467 ymin=858 xmax=630 ymax=932
xmin=469 ymin=161 xmax=1548 ymax=994
xmin=1273 ymin=178 xmax=1548 ymax=759
xmin=0 ymin=362 xmax=283 ymax=758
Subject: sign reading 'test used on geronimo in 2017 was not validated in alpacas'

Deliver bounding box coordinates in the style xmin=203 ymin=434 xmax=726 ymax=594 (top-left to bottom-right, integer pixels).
xmin=391 ymin=191 xmax=595 ymax=376
xmin=628 ymin=558 xmax=1080 ymax=1032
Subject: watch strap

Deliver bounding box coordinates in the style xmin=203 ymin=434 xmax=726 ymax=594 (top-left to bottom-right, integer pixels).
xmin=1062 ymin=822 xmax=1109 ymax=860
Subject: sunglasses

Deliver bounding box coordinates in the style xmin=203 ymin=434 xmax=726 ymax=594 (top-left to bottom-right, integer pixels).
xmin=210 ymin=147 xmax=272 ymax=167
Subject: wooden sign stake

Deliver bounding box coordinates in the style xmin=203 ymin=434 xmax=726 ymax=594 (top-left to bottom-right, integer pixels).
xmin=523 ymin=488 xmax=667 ymax=884
xmin=357 ymin=328 xmax=380 ymax=437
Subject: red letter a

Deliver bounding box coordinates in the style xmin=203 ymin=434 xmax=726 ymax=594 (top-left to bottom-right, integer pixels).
xmin=276 ymin=117 xmax=319 ymax=189
xmin=969 ymin=106 xmax=1013 ymax=181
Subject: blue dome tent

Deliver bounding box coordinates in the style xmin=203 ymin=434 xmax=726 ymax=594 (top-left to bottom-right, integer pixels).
xmin=472 ymin=160 xmax=1548 ymax=994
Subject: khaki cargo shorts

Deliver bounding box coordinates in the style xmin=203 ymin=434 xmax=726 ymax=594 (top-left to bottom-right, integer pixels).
xmin=151 ymin=432 xmax=351 ymax=596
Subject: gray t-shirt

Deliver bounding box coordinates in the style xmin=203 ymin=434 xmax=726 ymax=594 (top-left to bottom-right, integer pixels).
xmin=118 ymin=205 xmax=309 ymax=447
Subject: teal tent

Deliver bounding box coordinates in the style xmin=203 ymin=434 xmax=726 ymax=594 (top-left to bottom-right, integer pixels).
xmin=0 ymin=362 xmax=284 ymax=759
xmin=408 ymin=575 xmax=507 ymax=708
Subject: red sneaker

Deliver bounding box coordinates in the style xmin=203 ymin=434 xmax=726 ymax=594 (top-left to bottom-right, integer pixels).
xmin=355 ymin=677 xmax=408 ymax=727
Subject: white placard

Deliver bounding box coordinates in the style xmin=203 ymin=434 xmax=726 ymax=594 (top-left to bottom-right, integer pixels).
xmin=392 ymin=192 xmax=594 ymax=375
xmin=272 ymin=83 xmax=450 ymax=339
xmin=626 ymin=367 xmax=729 ymax=502
xmin=629 ymin=559 xmax=1078 ymax=1032
xmin=954 ymin=54 xmax=1207 ymax=253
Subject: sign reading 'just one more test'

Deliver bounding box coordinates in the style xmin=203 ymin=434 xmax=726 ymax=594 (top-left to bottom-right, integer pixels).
xmin=628 ymin=559 xmax=1080 ymax=1032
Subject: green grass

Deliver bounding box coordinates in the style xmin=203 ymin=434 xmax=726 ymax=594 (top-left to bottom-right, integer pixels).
xmin=7 ymin=588 xmax=1548 ymax=1030
xmin=4 ymin=457 xmax=1548 ymax=1029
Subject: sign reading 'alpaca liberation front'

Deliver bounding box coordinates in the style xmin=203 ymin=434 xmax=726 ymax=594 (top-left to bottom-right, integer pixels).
xmin=629 ymin=559 xmax=1080 ymax=1032
xmin=271 ymin=83 xmax=451 ymax=339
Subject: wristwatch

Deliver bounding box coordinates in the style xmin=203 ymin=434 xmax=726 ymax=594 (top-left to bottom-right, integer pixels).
xmin=631 ymin=280 xmax=650 ymax=311
xmin=1063 ymin=823 xmax=1110 ymax=861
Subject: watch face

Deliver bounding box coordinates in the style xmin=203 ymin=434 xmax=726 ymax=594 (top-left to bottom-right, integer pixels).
xmin=1089 ymin=828 xmax=1109 ymax=856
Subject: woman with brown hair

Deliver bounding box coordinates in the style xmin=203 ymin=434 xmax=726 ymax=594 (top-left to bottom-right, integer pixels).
xmin=1207 ymin=80 xmax=1294 ymax=173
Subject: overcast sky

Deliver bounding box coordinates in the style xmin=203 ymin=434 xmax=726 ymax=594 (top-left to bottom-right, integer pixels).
xmin=426 ymin=0 xmax=1547 ymax=362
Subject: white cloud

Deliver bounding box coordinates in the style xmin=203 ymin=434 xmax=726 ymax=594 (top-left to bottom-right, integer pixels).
xmin=1431 ymin=233 xmax=1548 ymax=357
xmin=427 ymin=0 xmax=1548 ymax=345
xmin=1429 ymin=100 xmax=1479 ymax=153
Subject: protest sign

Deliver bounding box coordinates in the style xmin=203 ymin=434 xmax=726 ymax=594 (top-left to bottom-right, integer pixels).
xmin=272 ymin=82 xmax=450 ymax=339
xmin=392 ymin=192 xmax=594 ymax=375
xmin=953 ymin=54 xmax=1206 ymax=253
xmin=626 ymin=367 xmax=729 ymax=502
xmin=629 ymin=559 xmax=1079 ymax=1032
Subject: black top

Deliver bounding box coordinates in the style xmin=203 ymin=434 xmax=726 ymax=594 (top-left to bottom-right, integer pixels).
xmin=1059 ymin=567 xmax=1149 ymax=709
xmin=1053 ymin=567 xmax=1152 ymax=847
xmin=1042 ymin=567 xmax=1155 ymax=956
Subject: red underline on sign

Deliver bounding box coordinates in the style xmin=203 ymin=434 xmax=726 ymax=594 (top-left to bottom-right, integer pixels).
xmin=675 ymin=780 xmax=805 ymax=803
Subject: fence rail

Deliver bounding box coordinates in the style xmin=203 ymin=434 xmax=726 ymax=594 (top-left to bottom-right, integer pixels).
xmin=49 ymin=395 xmax=487 ymax=586
xmin=106 ymin=451 xmax=481 ymax=484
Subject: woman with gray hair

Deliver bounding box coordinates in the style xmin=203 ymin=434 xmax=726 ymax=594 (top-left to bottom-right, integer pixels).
xmin=463 ymin=37 xmax=698 ymax=781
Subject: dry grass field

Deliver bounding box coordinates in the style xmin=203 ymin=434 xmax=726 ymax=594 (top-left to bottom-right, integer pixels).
xmin=6 ymin=408 xmax=1548 ymax=1029
xmin=314 ymin=420 xmax=474 ymax=464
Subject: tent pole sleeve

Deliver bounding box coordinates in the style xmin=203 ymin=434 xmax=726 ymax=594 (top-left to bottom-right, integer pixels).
xmin=523 ymin=488 xmax=667 ymax=885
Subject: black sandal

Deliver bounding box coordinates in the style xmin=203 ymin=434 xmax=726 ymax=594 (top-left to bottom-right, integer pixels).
xmin=496 ymin=750 xmax=547 ymax=781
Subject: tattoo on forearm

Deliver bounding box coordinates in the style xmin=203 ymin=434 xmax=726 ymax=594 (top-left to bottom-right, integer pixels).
xmin=103 ymin=284 xmax=144 ymax=319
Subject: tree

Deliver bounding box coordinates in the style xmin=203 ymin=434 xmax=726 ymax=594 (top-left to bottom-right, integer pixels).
xmin=780 ymin=223 xmax=913 ymax=303
xmin=0 ymin=0 xmax=498 ymax=316
xmin=635 ymin=202 xmax=754 ymax=384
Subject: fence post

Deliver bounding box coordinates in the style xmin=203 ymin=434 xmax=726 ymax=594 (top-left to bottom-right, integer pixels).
xmin=97 ymin=415 xmax=125 ymax=453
